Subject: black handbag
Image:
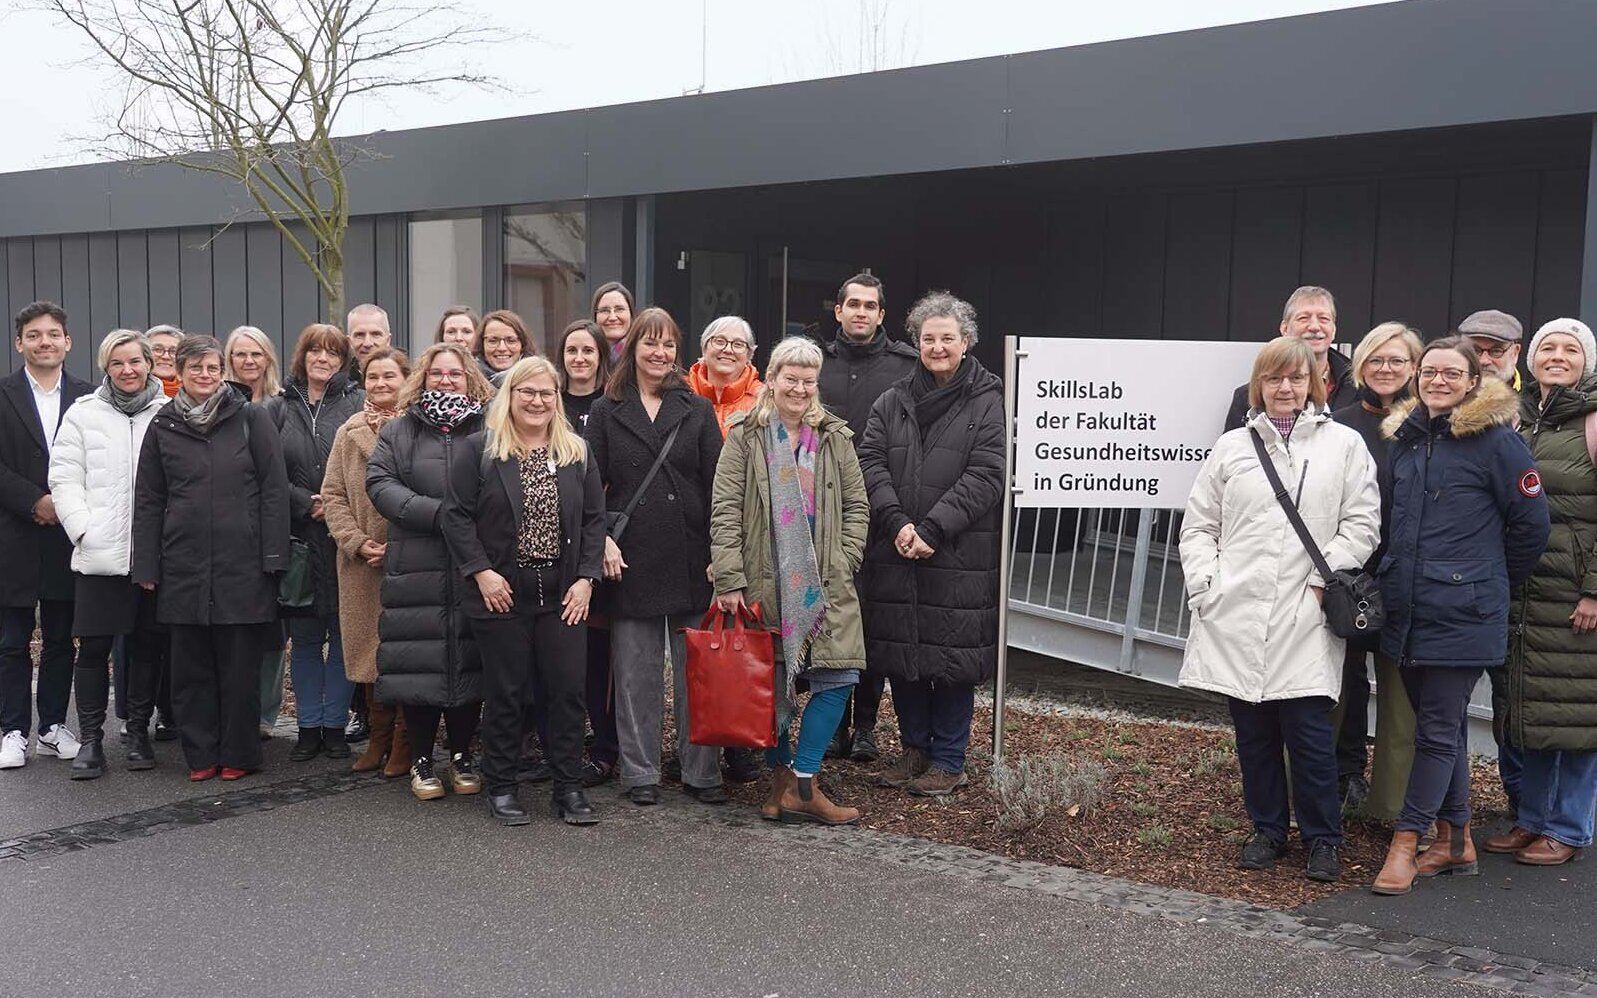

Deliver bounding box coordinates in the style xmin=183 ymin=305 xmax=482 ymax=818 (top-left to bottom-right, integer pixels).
xmin=1249 ymin=428 xmax=1385 ymax=641
xmin=607 ymin=423 xmax=681 ymax=542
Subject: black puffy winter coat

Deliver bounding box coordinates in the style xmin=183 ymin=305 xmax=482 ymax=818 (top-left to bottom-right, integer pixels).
xmin=818 ymin=327 xmax=919 ymax=441
xmin=131 ymin=387 xmax=292 ymax=625
xmin=583 ymin=383 xmax=722 ymax=619
xmin=858 ymin=357 xmax=1006 ymax=685
xmin=366 ymin=405 xmax=484 ymax=707
xmin=267 ymin=375 xmax=365 ymax=618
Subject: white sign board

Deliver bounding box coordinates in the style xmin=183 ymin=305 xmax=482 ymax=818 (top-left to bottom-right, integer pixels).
xmin=1014 ymin=337 xmax=1265 ymax=509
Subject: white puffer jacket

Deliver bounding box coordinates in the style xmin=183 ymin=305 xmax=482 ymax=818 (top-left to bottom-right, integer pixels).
xmin=1178 ymin=407 xmax=1380 ymax=703
xmin=48 ymin=387 xmax=167 ymax=577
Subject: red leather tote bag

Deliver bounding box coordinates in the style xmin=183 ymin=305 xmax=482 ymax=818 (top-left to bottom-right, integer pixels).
xmin=679 ymin=603 xmax=777 ymax=749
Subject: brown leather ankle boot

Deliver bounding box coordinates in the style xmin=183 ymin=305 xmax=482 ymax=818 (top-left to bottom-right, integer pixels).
xmin=1372 ymin=830 xmax=1421 ymax=895
xmin=778 ymin=773 xmax=862 ymax=826
xmin=760 ymin=767 xmax=795 ymax=821
xmin=1415 ymin=820 xmax=1478 ymax=878
xmin=382 ymin=710 xmax=412 ymax=779
xmin=352 ymin=700 xmax=395 ymax=773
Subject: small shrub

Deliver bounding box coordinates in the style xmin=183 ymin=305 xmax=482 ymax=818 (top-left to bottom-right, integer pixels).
xmin=1188 ymin=747 xmax=1235 ymax=779
xmin=1101 ymin=745 xmax=1123 ymax=761
xmin=1130 ymin=761 xmax=1153 ymax=777
xmin=1137 ymin=825 xmax=1174 ymax=849
xmin=1206 ymin=814 xmax=1240 ymax=832
xmin=1130 ymin=801 xmax=1159 ymax=818
xmin=1116 ymin=731 xmax=1139 ymax=745
xmin=989 ymin=751 xmax=1110 ymax=834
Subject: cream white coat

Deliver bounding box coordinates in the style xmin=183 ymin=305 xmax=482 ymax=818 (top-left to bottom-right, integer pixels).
xmin=1179 ymin=408 xmax=1380 ymax=703
xmin=48 ymin=388 xmax=166 ymax=577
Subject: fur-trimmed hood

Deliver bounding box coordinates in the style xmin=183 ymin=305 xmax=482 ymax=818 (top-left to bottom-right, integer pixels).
xmin=1381 ymin=376 xmax=1519 ymax=441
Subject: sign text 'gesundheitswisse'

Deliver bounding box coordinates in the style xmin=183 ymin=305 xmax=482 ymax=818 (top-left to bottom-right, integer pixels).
xmin=1014 ymin=337 xmax=1261 ymax=509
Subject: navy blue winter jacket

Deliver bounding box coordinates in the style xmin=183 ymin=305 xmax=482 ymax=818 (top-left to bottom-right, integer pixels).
xmin=1378 ymin=379 xmax=1550 ymax=668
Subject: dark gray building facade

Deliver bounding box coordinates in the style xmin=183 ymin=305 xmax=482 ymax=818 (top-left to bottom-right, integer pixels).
xmin=2 ymin=0 xmax=1596 ymax=383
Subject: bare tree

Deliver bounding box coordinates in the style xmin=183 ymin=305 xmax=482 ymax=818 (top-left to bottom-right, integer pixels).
xmin=818 ymin=0 xmax=920 ymax=75
xmin=43 ymin=0 xmax=504 ymax=319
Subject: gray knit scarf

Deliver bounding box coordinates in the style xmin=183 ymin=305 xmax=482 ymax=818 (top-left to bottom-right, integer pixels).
xmin=173 ymin=386 xmax=227 ymax=431
xmin=99 ymin=374 xmax=164 ymax=417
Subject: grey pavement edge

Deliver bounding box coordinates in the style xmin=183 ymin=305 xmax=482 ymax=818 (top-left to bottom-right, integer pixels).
xmin=0 ymin=761 xmax=1557 ymax=998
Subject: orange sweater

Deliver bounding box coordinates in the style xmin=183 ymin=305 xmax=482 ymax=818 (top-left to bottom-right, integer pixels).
xmin=688 ymin=360 xmax=762 ymax=438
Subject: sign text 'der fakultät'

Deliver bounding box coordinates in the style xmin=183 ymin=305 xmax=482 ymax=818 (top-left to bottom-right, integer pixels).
xmin=1013 ymin=338 xmax=1261 ymax=510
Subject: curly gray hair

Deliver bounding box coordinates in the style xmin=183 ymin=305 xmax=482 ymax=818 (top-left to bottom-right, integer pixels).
xmin=905 ymin=291 xmax=978 ymax=345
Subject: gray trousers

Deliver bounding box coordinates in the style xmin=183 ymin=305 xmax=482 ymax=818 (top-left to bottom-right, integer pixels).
xmin=610 ymin=612 xmax=721 ymax=790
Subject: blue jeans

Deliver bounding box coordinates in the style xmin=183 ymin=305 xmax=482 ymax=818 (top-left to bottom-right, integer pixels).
xmin=289 ymin=615 xmax=350 ymax=729
xmin=1228 ymin=695 xmax=1343 ymax=847
xmin=1397 ymin=665 xmax=1482 ymax=833
xmin=891 ymin=679 xmax=976 ymax=774
xmin=766 ymin=685 xmax=852 ymax=775
xmin=1518 ymin=748 xmax=1597 ymax=848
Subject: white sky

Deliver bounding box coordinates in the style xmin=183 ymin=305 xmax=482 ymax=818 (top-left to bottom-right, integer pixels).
xmin=0 ymin=0 xmax=1398 ymax=176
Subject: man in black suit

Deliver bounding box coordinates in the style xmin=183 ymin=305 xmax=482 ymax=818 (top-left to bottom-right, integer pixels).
xmin=0 ymin=301 xmax=92 ymax=769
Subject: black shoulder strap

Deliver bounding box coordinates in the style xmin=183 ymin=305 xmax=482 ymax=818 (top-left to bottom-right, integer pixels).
xmin=620 ymin=423 xmax=682 ymax=522
xmin=1249 ymin=426 xmax=1335 ymax=582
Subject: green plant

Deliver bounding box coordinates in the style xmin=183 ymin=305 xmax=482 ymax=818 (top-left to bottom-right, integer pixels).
xmin=1101 ymin=745 xmax=1124 ymax=761
xmin=1116 ymin=731 xmax=1139 ymax=745
xmin=1137 ymin=825 xmax=1174 ymax=849
xmin=1130 ymin=761 xmax=1153 ymax=777
xmin=989 ymin=751 xmax=1111 ymax=834
xmin=1206 ymin=814 xmax=1240 ymax=832
xmin=1130 ymin=801 xmax=1159 ymax=818
xmin=1189 ymin=748 xmax=1235 ymax=779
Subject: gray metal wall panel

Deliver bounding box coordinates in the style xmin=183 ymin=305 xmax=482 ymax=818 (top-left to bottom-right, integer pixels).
xmin=177 ymin=228 xmax=214 ymax=333
xmin=1099 ymin=197 xmax=1166 ymax=338
xmin=372 ymin=216 xmax=402 ymax=317
xmin=210 ymin=227 xmax=248 ymax=334
xmin=245 ymin=224 xmax=283 ymax=342
xmin=1227 ymin=188 xmax=1304 ymax=341
xmin=1300 ymin=183 xmax=1379 ymax=337
xmin=0 ymin=241 xmax=10 ymax=373
xmin=342 ymin=217 xmax=376 ymax=318
xmin=1161 ymin=192 xmax=1234 ymax=340
xmin=147 ymin=229 xmax=182 ymax=326
xmin=1536 ymin=168 xmax=1588 ymax=327
xmin=1372 ymin=178 xmax=1457 ymax=338
xmin=86 ymin=233 xmax=119 ymax=357
xmin=0 ymin=164 xmax=113 ymax=238
xmin=281 ymin=222 xmax=323 ymax=335
xmin=59 ymin=236 xmax=92 ymax=356
xmin=9 ymin=239 xmax=34 ymax=317
xmin=586 ymin=199 xmax=628 ymax=291
xmin=1450 ymin=173 xmax=1539 ymax=327
xmin=32 ymin=238 xmax=62 ymax=304
xmin=116 ymin=231 xmax=149 ymax=331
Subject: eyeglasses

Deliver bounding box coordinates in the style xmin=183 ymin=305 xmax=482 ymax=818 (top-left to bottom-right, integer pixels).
xmin=842 ymin=298 xmax=881 ymax=313
xmin=482 ymin=336 xmax=520 ymax=349
xmin=1262 ymin=374 xmax=1310 ymax=388
xmin=512 ymin=387 xmax=557 ymax=402
xmin=1469 ymin=340 xmax=1515 ymax=360
xmin=596 ymin=306 xmax=629 ymax=318
xmin=705 ymin=335 xmax=749 ymax=354
xmin=151 ymin=346 xmax=178 ymax=357
xmin=183 ymin=364 xmax=223 ymax=376
xmin=1419 ymin=367 xmax=1471 ymax=384
xmin=426 ymin=369 xmax=466 ymax=382
xmin=1364 ymin=357 xmax=1412 ymax=371
xmin=777 ymin=374 xmax=818 ymax=391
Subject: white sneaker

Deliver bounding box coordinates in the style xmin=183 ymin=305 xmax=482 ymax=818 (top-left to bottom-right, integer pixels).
xmin=0 ymin=730 xmax=26 ymax=769
xmin=36 ymin=724 xmax=80 ymax=760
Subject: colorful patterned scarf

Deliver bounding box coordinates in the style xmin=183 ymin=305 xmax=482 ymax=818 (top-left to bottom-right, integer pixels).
xmin=766 ymin=420 xmax=827 ymax=695
xmin=363 ymin=398 xmax=400 ymax=433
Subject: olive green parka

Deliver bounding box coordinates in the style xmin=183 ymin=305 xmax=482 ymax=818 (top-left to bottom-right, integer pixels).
xmin=709 ymin=409 xmax=869 ymax=671
xmin=1509 ymin=374 xmax=1597 ymax=751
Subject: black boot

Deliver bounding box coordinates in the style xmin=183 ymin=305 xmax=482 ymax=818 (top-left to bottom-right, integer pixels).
xmin=125 ymin=719 xmax=156 ymax=771
xmin=71 ymin=733 xmax=105 ymax=780
xmin=487 ymin=791 xmax=530 ymax=826
xmin=552 ymin=789 xmax=599 ymax=825
xmin=289 ymin=727 xmax=324 ymax=761
xmin=322 ymin=726 xmax=351 ymax=759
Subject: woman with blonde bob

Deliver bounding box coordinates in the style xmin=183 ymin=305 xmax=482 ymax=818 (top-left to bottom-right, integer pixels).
xmin=443 ymin=357 xmax=606 ymax=826
xmin=710 ymin=336 xmax=871 ymax=824
xmin=1180 ymin=336 xmax=1380 ymax=883
xmin=224 ymin=326 xmax=283 ymax=402
xmin=1331 ymin=322 xmax=1424 ymax=820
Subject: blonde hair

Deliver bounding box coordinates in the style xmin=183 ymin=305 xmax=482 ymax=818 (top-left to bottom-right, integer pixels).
xmin=484 ymin=357 xmax=586 ymax=467
xmin=1247 ymin=337 xmax=1326 ymax=412
xmin=745 ymin=336 xmax=826 ymax=429
xmin=1350 ymin=321 xmax=1423 ymax=389
xmin=396 ymin=343 xmax=496 ymax=411
xmin=224 ymin=326 xmax=283 ymax=398
xmin=98 ymin=329 xmax=151 ymax=370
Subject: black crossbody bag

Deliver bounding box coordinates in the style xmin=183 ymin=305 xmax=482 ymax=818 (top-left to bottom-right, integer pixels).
xmin=607 ymin=424 xmax=681 ymax=542
xmin=1249 ymin=427 xmax=1385 ymax=641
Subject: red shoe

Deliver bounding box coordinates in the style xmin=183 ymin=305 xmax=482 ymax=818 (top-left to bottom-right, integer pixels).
xmin=189 ymin=766 xmax=219 ymax=782
xmin=219 ymin=767 xmax=251 ymax=781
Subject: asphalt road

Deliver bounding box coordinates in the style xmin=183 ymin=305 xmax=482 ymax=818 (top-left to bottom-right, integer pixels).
xmin=0 ymin=737 xmax=1498 ymax=998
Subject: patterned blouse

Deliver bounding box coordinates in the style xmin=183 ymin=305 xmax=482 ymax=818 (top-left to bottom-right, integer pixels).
xmin=517 ymin=448 xmax=561 ymax=565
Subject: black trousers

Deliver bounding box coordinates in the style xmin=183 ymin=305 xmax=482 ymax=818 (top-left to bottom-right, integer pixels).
xmin=525 ymin=625 xmax=618 ymax=767
xmin=1228 ymin=695 xmax=1343 ymax=847
xmin=75 ymin=628 xmax=163 ymax=733
xmin=475 ymin=593 xmax=587 ymax=796
xmin=170 ymin=624 xmax=264 ymax=772
xmin=113 ymin=636 xmax=172 ymax=722
xmin=1336 ymin=644 xmax=1371 ymax=779
xmin=402 ymin=704 xmax=481 ymax=763
xmin=0 ymin=600 xmax=75 ymax=736
xmin=838 ymin=670 xmax=887 ymax=740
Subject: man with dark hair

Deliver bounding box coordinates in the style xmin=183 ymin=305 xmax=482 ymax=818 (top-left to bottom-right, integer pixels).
xmin=817 ymin=271 xmax=918 ymax=762
xmin=0 ymin=301 xmax=92 ymax=768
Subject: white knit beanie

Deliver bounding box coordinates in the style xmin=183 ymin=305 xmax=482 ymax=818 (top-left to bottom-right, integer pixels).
xmin=1528 ymin=318 xmax=1597 ymax=376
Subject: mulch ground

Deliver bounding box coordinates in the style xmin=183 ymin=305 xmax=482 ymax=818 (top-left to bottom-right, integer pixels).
xmin=699 ymin=698 xmax=1510 ymax=910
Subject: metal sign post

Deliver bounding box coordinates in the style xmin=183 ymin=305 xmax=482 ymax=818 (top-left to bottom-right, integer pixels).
xmin=993 ymin=335 xmax=1022 ymax=762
